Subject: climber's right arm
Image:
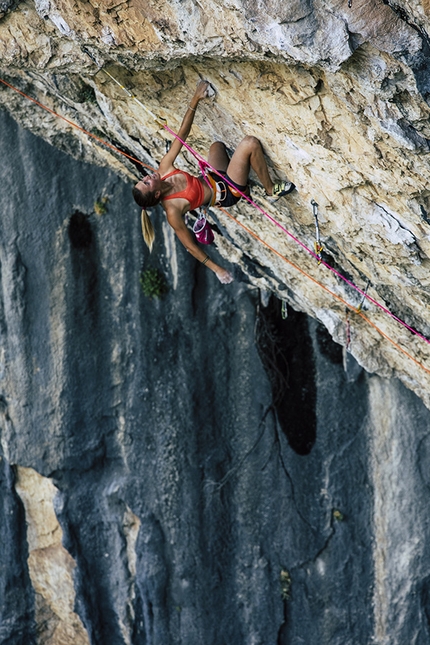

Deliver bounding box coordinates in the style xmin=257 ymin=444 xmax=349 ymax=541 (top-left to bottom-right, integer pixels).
xmin=165 ymin=205 xmax=234 ymax=284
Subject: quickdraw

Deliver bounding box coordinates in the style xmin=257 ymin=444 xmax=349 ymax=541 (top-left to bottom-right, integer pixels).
xmin=281 ymin=300 xmax=288 ymax=319
xmin=356 ymin=279 xmax=370 ymax=313
xmin=345 ymin=308 xmax=351 ymax=352
xmin=311 ymin=199 xmax=323 ymax=264
xmin=2 ymin=64 xmax=429 ymax=374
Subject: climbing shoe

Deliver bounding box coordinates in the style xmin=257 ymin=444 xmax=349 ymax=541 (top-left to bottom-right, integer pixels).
xmin=268 ymin=181 xmax=296 ymax=201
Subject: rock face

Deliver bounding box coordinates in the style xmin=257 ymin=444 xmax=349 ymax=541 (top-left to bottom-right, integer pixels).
xmin=0 ymin=0 xmax=430 ymax=404
xmin=1 ymin=1 xmax=430 ymax=643
xmin=1 ymin=109 xmax=430 ymax=645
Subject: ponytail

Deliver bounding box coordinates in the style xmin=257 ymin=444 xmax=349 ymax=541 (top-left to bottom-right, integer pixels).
xmin=141 ymin=209 xmax=155 ymax=252
xmin=132 ymin=185 xmax=160 ymax=251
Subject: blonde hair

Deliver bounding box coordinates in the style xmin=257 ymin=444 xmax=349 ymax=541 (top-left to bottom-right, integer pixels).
xmin=141 ymin=209 xmax=155 ymax=252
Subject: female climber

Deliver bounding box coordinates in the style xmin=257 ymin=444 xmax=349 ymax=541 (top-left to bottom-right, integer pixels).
xmin=132 ymin=80 xmax=295 ymax=284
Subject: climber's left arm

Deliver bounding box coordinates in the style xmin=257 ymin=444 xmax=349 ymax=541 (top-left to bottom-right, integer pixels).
xmin=158 ymin=80 xmax=210 ymax=175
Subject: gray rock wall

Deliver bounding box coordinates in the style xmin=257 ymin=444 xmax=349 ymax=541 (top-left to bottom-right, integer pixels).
xmin=1 ymin=110 xmax=430 ymax=645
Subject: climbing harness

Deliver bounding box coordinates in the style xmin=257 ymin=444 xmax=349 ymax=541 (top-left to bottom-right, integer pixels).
xmin=2 ymin=70 xmax=429 ymax=376
xmin=311 ymin=199 xmax=323 ymax=264
xmin=195 ymin=159 xmax=217 ymax=203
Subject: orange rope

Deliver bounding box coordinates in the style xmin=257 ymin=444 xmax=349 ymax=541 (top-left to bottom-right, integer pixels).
xmin=0 ymin=76 xmax=155 ymax=172
xmin=218 ymin=206 xmax=430 ymax=376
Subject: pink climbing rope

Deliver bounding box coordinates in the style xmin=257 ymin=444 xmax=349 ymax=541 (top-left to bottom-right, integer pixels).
xmin=163 ymin=124 xmax=430 ymax=347
xmin=1 ymin=71 xmax=427 ymax=350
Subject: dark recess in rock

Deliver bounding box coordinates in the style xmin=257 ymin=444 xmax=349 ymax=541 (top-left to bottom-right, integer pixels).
xmin=68 ymin=211 xmax=93 ymax=249
xmin=0 ymin=0 xmax=18 ymax=19
xmin=420 ymin=205 xmax=430 ymax=226
xmin=256 ymin=296 xmax=317 ymax=455
xmin=277 ymin=599 xmax=289 ymax=644
xmin=420 ymin=575 xmax=430 ymax=635
xmin=109 ymin=137 xmax=149 ymax=176
xmin=320 ymin=246 xmax=355 ymax=286
xmin=51 ymin=74 xmax=98 ymax=105
xmin=0 ymin=457 xmax=36 ymax=645
xmin=0 ymin=394 xmax=7 ymax=414
xmin=68 ymin=212 xmax=99 ymax=327
xmin=315 ymin=323 xmax=343 ymax=365
xmin=383 ymin=0 xmax=430 ymax=103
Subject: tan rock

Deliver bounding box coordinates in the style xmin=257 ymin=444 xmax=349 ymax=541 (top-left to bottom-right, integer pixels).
xmin=15 ymin=467 xmax=90 ymax=645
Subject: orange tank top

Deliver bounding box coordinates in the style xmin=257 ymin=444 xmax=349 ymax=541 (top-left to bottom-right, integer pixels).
xmin=161 ymin=169 xmax=205 ymax=211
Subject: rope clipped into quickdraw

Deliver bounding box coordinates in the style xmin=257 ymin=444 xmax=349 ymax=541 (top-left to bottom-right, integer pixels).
xmin=2 ymin=63 xmax=430 ymax=372
xmin=218 ymin=204 xmax=430 ymax=376
xmin=91 ymin=56 xmax=423 ymax=354
xmin=311 ymin=199 xmax=323 ymax=264
xmin=357 ymin=280 xmax=370 ymax=313
xmin=158 ymin=99 xmax=430 ymax=358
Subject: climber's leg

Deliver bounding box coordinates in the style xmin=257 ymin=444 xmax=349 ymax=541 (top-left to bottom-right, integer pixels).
xmin=226 ymin=136 xmax=273 ymax=194
xmin=227 ymin=136 xmax=295 ymax=198
xmin=207 ymin=141 xmax=230 ymax=172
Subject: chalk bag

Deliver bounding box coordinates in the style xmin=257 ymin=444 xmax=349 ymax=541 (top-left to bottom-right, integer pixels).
xmin=193 ymin=215 xmax=214 ymax=244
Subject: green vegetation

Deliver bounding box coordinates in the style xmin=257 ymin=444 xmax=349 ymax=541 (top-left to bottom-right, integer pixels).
xmin=90 ymin=128 xmax=107 ymax=140
xmin=280 ymin=569 xmax=291 ymax=601
xmin=333 ymin=509 xmax=344 ymax=521
xmin=139 ymin=267 xmax=168 ymax=300
xmin=94 ymin=196 xmax=109 ymax=216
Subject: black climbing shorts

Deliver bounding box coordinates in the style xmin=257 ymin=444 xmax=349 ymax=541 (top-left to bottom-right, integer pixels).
xmin=208 ymin=171 xmax=248 ymax=207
